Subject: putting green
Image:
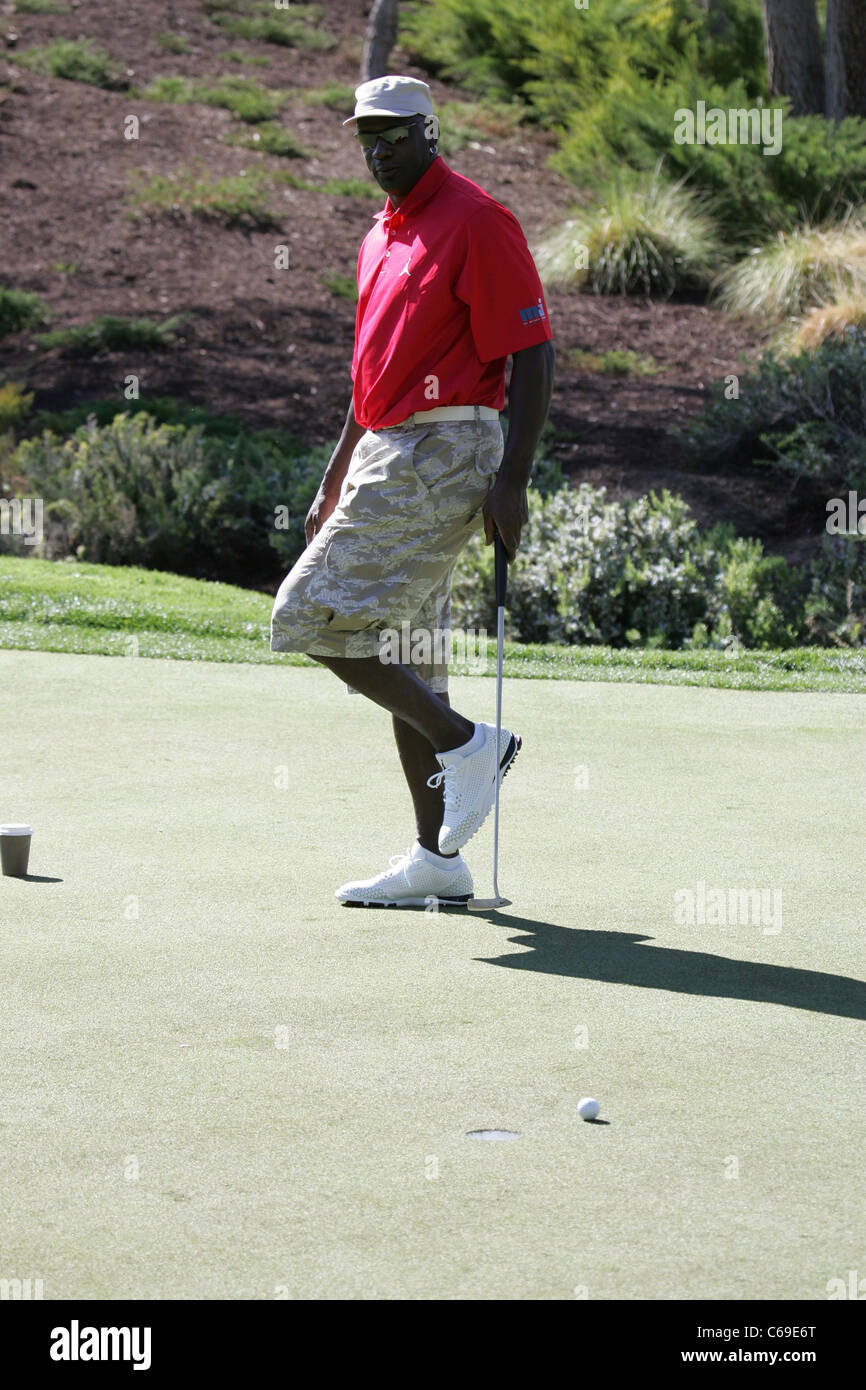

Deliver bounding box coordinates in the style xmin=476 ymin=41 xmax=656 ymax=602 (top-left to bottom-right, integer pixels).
xmin=1 ymin=649 xmax=863 ymax=1300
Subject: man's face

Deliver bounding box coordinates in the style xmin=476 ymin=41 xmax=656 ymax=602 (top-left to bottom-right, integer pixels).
xmin=355 ymin=115 xmax=434 ymax=200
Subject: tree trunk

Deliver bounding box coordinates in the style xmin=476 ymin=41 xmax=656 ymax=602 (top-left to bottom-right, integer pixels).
xmin=826 ymin=0 xmax=866 ymax=119
xmin=761 ymin=0 xmax=824 ymax=115
xmin=361 ymin=0 xmax=399 ymax=83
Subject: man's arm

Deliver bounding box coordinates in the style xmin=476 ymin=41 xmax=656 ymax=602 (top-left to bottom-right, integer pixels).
xmin=483 ymin=339 xmax=555 ymax=560
xmin=305 ymin=400 xmax=366 ymax=543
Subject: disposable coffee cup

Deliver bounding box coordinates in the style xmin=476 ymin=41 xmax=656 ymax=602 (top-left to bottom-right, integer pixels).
xmin=1 ymin=824 xmax=32 ymax=877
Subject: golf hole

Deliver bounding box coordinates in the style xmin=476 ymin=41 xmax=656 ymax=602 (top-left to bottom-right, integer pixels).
xmin=466 ymin=1129 xmax=520 ymax=1141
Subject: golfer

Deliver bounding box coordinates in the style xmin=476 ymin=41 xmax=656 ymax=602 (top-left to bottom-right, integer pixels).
xmin=271 ymin=75 xmax=555 ymax=906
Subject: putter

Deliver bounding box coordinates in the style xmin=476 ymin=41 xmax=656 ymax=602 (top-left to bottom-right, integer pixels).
xmin=468 ymin=530 xmax=511 ymax=912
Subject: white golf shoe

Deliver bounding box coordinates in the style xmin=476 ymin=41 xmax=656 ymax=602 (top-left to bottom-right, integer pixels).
xmin=428 ymin=721 xmax=521 ymax=855
xmin=335 ymin=840 xmax=474 ymax=908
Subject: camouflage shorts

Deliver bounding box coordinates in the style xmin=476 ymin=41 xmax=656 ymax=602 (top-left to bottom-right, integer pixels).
xmin=269 ymin=415 xmax=503 ymax=692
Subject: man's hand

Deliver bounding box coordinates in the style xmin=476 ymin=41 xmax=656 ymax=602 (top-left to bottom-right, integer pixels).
xmin=304 ymin=401 xmax=366 ymax=545
xmin=482 ymin=475 xmax=528 ymax=563
xmin=304 ymin=483 xmax=341 ymax=545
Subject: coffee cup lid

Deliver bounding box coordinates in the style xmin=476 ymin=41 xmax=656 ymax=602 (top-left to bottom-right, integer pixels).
xmin=0 ymin=824 xmax=33 ymax=836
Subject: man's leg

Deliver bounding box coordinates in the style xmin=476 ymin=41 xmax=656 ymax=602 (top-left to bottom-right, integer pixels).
xmin=392 ymin=697 xmax=458 ymax=858
xmin=313 ymin=653 xmax=473 ymax=753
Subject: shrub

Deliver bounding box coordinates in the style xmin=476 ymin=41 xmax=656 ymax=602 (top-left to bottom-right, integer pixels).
xmin=535 ymin=172 xmax=723 ymax=298
xmin=454 ymin=485 xmax=724 ymax=648
xmin=402 ymin=0 xmax=866 ymax=246
xmin=677 ymin=330 xmax=866 ymax=491
xmin=401 ymin=0 xmax=764 ymax=116
xmin=5 ymin=412 xmax=327 ymax=584
xmin=0 ymin=382 xmax=34 ymax=433
xmin=805 ymin=535 xmax=866 ymax=647
xmin=0 ymin=285 xmax=51 ymax=338
xmin=713 ymin=532 xmax=805 ymax=647
xmin=453 ymin=482 xmax=816 ymax=649
xmin=717 ymin=220 xmax=866 ymax=322
xmin=13 ymin=38 xmax=128 ymax=89
xmin=556 ymin=91 xmax=866 ymax=248
xmin=9 ymin=415 xmax=223 ymax=572
xmin=788 ymin=295 xmax=866 ymax=354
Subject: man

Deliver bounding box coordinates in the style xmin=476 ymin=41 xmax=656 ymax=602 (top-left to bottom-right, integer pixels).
xmin=271 ymin=75 xmax=555 ymax=907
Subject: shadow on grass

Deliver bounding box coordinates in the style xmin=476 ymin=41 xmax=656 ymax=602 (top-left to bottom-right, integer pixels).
xmin=474 ymin=916 xmax=866 ymax=1022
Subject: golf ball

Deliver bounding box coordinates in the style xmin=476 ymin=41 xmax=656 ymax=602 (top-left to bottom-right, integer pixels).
xmin=577 ymin=1097 xmax=600 ymax=1121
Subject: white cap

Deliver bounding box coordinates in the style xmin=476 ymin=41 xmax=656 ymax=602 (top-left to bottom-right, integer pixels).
xmin=343 ymin=75 xmax=434 ymax=127
xmin=1 ymin=823 xmax=32 ymax=835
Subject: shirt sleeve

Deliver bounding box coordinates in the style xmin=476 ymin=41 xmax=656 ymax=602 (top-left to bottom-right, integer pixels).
xmin=454 ymin=203 xmax=553 ymax=363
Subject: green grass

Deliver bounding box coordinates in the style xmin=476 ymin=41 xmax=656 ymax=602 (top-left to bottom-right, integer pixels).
xmin=270 ymin=169 xmax=379 ymax=200
xmin=1 ymin=558 xmax=863 ymax=691
xmin=128 ymin=163 xmax=280 ymax=229
xmin=12 ymin=0 xmax=70 ymax=12
xmin=156 ymin=33 xmax=192 ymax=55
xmin=219 ymin=48 xmax=271 ymax=67
xmin=299 ymin=82 xmax=355 ymax=111
xmin=206 ymin=1 xmax=333 ymax=51
xmin=435 ymin=98 xmax=524 ymax=155
xmin=141 ymin=74 xmax=287 ymax=123
xmin=34 ymin=316 xmax=183 ymax=357
xmin=319 ymin=177 xmax=380 ymax=200
xmin=0 ymin=647 xmax=863 ymax=1298
xmin=223 ymin=121 xmax=307 ymax=158
xmin=320 ymin=273 xmax=358 ymax=302
xmin=50 ymin=261 xmax=80 ymax=277
xmin=571 ymin=348 xmax=665 ymax=377
xmin=0 ymin=285 xmax=52 ymax=338
xmin=11 ymin=38 xmax=128 ymax=89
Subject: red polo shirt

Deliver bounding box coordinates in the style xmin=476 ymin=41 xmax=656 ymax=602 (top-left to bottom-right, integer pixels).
xmin=350 ymin=157 xmax=552 ymax=430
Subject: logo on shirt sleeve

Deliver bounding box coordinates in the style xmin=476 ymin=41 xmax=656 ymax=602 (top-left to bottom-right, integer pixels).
xmin=519 ymin=297 xmax=546 ymax=325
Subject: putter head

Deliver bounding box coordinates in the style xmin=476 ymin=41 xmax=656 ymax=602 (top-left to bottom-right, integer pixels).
xmin=467 ymin=896 xmax=510 ymax=912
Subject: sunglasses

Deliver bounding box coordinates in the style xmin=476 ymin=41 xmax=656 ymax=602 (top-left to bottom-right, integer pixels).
xmin=355 ymin=119 xmax=423 ymax=150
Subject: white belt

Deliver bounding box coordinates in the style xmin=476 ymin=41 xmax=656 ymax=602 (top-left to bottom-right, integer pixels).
xmin=388 ymin=404 xmax=499 ymax=427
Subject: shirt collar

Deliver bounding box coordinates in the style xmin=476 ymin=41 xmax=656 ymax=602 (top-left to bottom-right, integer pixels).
xmin=375 ymin=157 xmax=450 ymax=230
